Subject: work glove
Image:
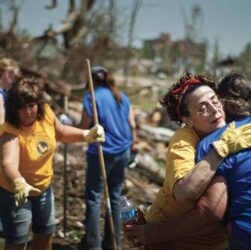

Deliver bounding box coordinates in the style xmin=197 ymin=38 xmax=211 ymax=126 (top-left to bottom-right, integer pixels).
xmin=212 ymin=121 xmax=251 ymax=158
xmin=12 ymin=177 xmax=41 ymax=207
xmin=83 ymin=124 xmax=105 ymax=143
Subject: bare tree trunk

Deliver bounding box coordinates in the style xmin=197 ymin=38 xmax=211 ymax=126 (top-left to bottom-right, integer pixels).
xmin=45 ymin=0 xmax=57 ymax=9
xmin=108 ymin=0 xmax=116 ymax=35
xmin=44 ymin=0 xmax=96 ymax=48
xmin=68 ymin=0 xmax=75 ymax=13
xmin=9 ymin=5 xmax=18 ymax=34
xmin=123 ymin=0 xmax=143 ymax=86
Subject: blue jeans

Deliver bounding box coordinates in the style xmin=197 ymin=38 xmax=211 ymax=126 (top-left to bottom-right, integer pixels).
xmin=0 ymin=185 xmax=55 ymax=244
xmin=0 ymin=216 xmax=3 ymax=238
xmin=82 ymin=149 xmax=130 ymax=250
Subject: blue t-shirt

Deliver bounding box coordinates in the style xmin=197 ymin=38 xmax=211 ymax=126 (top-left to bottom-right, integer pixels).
xmin=196 ymin=116 xmax=251 ymax=242
xmin=83 ymin=86 xmax=132 ymax=154
xmin=0 ymin=89 xmax=7 ymax=108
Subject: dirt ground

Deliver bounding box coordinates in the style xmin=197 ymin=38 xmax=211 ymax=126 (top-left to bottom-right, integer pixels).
xmin=51 ymin=142 xmax=158 ymax=249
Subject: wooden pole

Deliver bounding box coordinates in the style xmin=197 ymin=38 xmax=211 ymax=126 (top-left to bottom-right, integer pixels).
xmin=85 ymin=59 xmax=117 ymax=250
xmin=63 ymin=95 xmax=68 ymax=238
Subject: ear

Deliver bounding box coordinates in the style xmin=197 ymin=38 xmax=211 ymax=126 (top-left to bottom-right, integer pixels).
xmin=182 ymin=116 xmax=193 ymax=128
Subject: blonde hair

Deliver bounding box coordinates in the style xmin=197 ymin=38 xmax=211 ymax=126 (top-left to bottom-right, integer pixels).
xmin=0 ymin=57 xmax=20 ymax=76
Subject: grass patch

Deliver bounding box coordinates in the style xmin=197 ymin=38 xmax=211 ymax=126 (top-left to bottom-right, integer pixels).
xmin=0 ymin=238 xmax=4 ymax=250
xmin=156 ymin=159 xmax=166 ymax=169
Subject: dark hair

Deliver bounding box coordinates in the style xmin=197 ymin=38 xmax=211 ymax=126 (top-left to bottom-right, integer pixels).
xmin=6 ymin=77 xmax=45 ymax=127
xmin=217 ymin=72 xmax=251 ymax=120
xmin=159 ymin=72 xmax=215 ymax=123
xmin=90 ymin=67 xmax=122 ymax=104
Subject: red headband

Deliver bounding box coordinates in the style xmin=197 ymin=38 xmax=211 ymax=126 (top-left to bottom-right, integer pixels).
xmin=172 ymin=78 xmax=201 ymax=121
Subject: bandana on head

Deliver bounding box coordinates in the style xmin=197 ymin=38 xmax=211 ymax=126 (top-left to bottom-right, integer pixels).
xmin=172 ymin=78 xmax=201 ymax=121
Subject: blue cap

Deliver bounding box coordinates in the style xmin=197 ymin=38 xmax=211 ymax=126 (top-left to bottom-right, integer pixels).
xmin=91 ymin=66 xmax=107 ymax=75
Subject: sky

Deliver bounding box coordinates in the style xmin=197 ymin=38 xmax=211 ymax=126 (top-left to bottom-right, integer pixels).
xmin=1 ymin=0 xmax=251 ymax=58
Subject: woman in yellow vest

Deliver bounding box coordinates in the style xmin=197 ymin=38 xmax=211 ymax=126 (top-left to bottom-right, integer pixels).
xmin=0 ymin=77 xmax=105 ymax=250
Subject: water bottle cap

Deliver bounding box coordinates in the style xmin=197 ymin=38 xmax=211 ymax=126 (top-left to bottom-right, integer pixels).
xmin=120 ymin=195 xmax=127 ymax=202
xmin=120 ymin=196 xmax=129 ymax=206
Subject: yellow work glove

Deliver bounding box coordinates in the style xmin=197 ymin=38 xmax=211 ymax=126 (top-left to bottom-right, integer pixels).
xmin=212 ymin=121 xmax=251 ymax=158
xmin=83 ymin=124 xmax=105 ymax=143
xmin=12 ymin=177 xmax=41 ymax=207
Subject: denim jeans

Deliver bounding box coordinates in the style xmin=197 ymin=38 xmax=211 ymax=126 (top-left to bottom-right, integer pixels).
xmin=0 ymin=216 xmax=3 ymax=238
xmin=82 ymin=148 xmax=130 ymax=250
xmin=0 ymin=185 xmax=55 ymax=244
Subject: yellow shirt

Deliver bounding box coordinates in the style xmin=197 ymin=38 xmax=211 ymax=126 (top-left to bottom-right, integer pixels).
xmin=0 ymin=104 xmax=56 ymax=193
xmin=146 ymin=126 xmax=228 ymax=250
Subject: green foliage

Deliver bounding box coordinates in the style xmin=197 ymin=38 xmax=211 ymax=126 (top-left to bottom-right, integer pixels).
xmin=156 ymin=159 xmax=166 ymax=169
xmin=239 ymin=42 xmax=251 ymax=72
xmin=0 ymin=239 xmax=4 ymax=250
xmin=119 ymin=84 xmax=159 ymax=112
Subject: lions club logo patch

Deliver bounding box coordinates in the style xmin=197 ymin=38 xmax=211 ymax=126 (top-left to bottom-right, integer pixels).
xmin=37 ymin=141 xmax=49 ymax=155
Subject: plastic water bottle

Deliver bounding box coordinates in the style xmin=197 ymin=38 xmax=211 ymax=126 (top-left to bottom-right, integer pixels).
xmin=120 ymin=196 xmax=138 ymax=225
xmin=59 ymin=114 xmax=73 ymax=125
